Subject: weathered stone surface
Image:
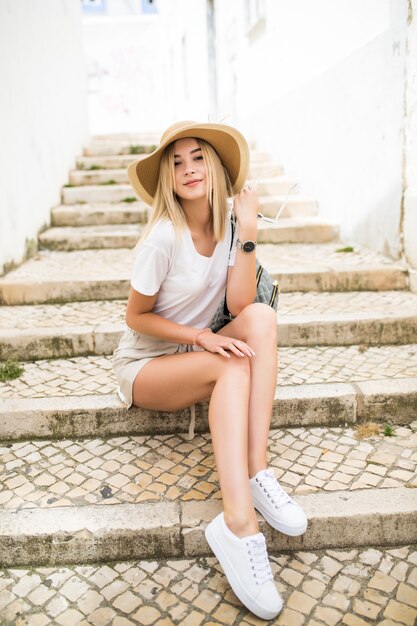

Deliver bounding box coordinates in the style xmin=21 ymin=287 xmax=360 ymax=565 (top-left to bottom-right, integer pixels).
xmin=0 ymin=502 xmax=181 ymax=567
xmin=0 ymin=245 xmax=408 ymax=304
xmin=279 ymin=313 xmax=417 ymax=346
xmin=356 ymin=377 xmax=417 ymax=424
xmin=0 ymin=327 xmax=95 ymax=361
xmin=182 ymin=488 xmax=417 ymax=557
xmin=40 ymin=218 xmax=339 ymax=251
xmin=0 ymin=382 xmax=357 ymax=440
xmin=51 ymin=202 xmax=148 ymax=227
xmin=39 ymin=224 xmax=143 ymax=251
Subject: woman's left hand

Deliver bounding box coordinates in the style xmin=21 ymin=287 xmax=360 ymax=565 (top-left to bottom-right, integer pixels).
xmin=233 ymin=186 xmax=259 ymax=230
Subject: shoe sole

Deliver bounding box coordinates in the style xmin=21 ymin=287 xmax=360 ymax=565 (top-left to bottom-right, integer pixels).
xmin=252 ymin=497 xmax=308 ymax=536
xmin=205 ymin=520 xmax=283 ymax=620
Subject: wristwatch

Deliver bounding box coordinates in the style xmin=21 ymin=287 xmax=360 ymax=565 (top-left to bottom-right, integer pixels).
xmin=236 ymin=238 xmax=257 ymax=253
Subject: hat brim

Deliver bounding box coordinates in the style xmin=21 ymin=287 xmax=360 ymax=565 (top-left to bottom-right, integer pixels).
xmin=127 ymin=122 xmax=250 ymax=206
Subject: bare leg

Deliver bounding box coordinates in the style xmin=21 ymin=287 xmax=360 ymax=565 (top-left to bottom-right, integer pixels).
xmin=132 ymin=350 xmax=259 ymax=537
xmin=218 ymin=303 xmax=278 ymax=478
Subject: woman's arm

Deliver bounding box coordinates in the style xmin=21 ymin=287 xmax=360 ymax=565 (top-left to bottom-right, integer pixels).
xmin=126 ymin=287 xmax=198 ymax=344
xmin=225 ymin=187 xmax=259 ymax=316
xmin=125 ymin=287 xmax=255 ymax=358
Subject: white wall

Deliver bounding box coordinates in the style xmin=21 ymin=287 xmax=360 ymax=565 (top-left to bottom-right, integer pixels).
xmin=404 ymin=0 xmax=417 ymax=284
xmin=215 ymin=0 xmax=408 ymax=258
xmin=0 ymin=0 xmax=89 ymax=276
xmin=82 ymin=0 xmax=211 ymax=136
xmin=82 ymin=14 xmax=166 ymax=134
xmin=157 ymin=0 xmax=211 ymax=124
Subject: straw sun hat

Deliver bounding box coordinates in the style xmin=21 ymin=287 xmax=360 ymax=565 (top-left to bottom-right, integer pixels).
xmin=127 ymin=120 xmax=250 ymax=206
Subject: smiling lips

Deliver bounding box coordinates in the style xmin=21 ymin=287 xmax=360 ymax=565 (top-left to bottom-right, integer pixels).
xmin=184 ymin=179 xmax=202 ymax=186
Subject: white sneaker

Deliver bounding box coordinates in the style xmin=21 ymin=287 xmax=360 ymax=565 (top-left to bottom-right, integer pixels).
xmin=205 ymin=511 xmax=283 ymax=620
xmin=250 ymin=468 xmax=308 ymax=536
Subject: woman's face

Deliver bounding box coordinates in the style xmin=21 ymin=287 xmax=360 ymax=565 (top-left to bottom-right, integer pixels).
xmin=173 ymin=137 xmax=207 ymax=202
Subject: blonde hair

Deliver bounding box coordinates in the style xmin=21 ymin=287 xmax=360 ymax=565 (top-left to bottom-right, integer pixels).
xmin=138 ymin=138 xmax=232 ymax=245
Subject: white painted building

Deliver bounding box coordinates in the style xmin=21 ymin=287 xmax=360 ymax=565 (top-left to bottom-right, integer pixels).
xmin=1 ymin=0 xmax=415 ymax=286
xmin=156 ymin=0 xmax=417 ymax=283
xmin=81 ymin=0 xmax=166 ymax=134
xmin=0 ymin=0 xmax=89 ymax=275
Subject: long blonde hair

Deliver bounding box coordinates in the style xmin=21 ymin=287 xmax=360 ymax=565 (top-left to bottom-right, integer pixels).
xmin=138 ymin=138 xmax=233 ymax=245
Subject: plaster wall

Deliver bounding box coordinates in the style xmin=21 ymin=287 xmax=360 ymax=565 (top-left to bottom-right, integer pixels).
xmin=82 ymin=15 xmax=166 ymax=134
xmin=157 ymin=0 xmax=211 ymax=124
xmin=404 ymin=0 xmax=417 ymax=275
xmin=0 ymin=0 xmax=88 ymax=275
xmin=83 ymin=0 xmax=210 ymax=136
xmin=215 ymin=0 xmax=408 ymax=258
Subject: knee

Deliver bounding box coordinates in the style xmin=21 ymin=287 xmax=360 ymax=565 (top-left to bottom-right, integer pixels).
xmin=217 ymin=353 xmax=251 ymax=381
xmin=240 ymin=303 xmax=277 ymax=341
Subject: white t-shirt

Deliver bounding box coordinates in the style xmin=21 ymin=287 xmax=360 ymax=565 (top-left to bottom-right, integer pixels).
xmin=131 ymin=216 xmax=236 ymax=329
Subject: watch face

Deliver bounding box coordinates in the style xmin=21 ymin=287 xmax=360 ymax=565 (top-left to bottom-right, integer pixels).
xmin=242 ymin=240 xmax=256 ymax=253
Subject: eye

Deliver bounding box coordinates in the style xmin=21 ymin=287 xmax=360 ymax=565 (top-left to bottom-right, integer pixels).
xmin=194 ymin=155 xmax=203 ymax=161
xmin=174 ymin=162 xmax=181 ymax=167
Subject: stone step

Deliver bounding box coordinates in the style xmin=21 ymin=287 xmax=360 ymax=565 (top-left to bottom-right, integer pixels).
xmin=39 ymin=224 xmax=144 ymax=251
xmin=77 ymin=153 xmax=145 ymax=170
xmin=2 ymin=376 xmax=417 ymax=440
xmin=3 ymin=343 xmax=417 ymax=400
xmin=83 ymin=142 xmax=157 ymax=157
xmin=0 ymin=423 xmax=416 ymax=566
xmin=39 ymin=219 xmax=339 ymax=251
xmin=2 ymin=291 xmax=417 ymax=360
xmin=248 ymin=176 xmax=299 ymax=197
xmin=0 ymin=546 xmax=415 ymax=625
xmin=91 ymin=131 xmax=160 ymax=142
xmin=76 ymin=153 xmax=284 ymax=178
xmin=70 ymin=169 xmax=294 ymax=196
xmin=2 ymin=344 xmax=417 ymax=437
xmin=83 ymin=142 xmax=269 ymax=162
xmin=51 ymin=202 xmax=149 ymax=227
xmin=249 ymin=161 xmax=285 ymax=179
xmin=0 ymin=245 xmax=407 ymax=305
xmin=70 ymin=168 xmax=133 ymax=186
xmin=61 ymin=182 xmax=316 ymax=215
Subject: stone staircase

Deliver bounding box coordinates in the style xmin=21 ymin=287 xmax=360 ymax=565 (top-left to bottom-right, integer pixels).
xmin=0 ymin=135 xmax=417 ymax=625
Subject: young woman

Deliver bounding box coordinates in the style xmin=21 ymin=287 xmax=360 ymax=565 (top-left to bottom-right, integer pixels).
xmin=113 ymin=120 xmax=307 ymax=620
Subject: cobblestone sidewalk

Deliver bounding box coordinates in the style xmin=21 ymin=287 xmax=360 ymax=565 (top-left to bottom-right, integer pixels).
xmin=1 ymin=545 xmax=417 ymax=625
xmin=2 ymin=291 xmax=417 ymax=330
xmin=1 ymin=424 xmax=416 ymax=511
xmin=2 ymin=344 xmax=417 ymax=399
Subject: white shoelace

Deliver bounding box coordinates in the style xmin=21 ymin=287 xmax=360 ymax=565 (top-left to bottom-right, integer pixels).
xmin=245 ymin=535 xmax=274 ymax=586
xmin=256 ymin=469 xmax=292 ymax=509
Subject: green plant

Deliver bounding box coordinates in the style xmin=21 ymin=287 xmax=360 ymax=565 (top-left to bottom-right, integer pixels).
xmin=383 ymin=424 xmax=395 ymax=437
xmin=0 ymin=361 xmax=24 ymax=382
xmin=100 ymin=180 xmax=117 ymax=185
xmin=63 ymin=184 xmax=75 ymax=188
xmin=88 ymin=165 xmax=102 ymax=171
xmin=122 ymin=197 xmax=137 ymax=203
xmin=335 ymin=246 xmax=354 ymax=253
xmin=129 ymin=145 xmax=145 ymax=155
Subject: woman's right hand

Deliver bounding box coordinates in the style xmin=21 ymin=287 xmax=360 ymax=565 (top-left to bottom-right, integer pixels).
xmin=197 ymin=331 xmax=255 ymax=358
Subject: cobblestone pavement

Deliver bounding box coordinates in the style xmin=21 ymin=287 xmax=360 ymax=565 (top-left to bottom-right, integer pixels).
xmin=0 ymin=300 xmax=126 ymax=330
xmin=0 ymin=244 xmax=403 ymax=283
xmin=44 ymin=224 xmax=143 ymax=237
xmin=2 ymin=291 xmax=417 ymax=331
xmin=2 ymin=345 xmax=417 ymax=399
xmin=1 ymin=545 xmax=416 ymax=625
xmin=1 ymin=425 xmax=416 ymax=510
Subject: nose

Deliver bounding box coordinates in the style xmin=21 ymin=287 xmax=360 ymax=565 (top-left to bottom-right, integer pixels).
xmin=185 ymin=165 xmax=195 ymax=175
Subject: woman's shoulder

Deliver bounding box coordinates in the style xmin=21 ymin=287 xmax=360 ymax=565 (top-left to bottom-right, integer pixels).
xmin=144 ymin=219 xmax=176 ymax=246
